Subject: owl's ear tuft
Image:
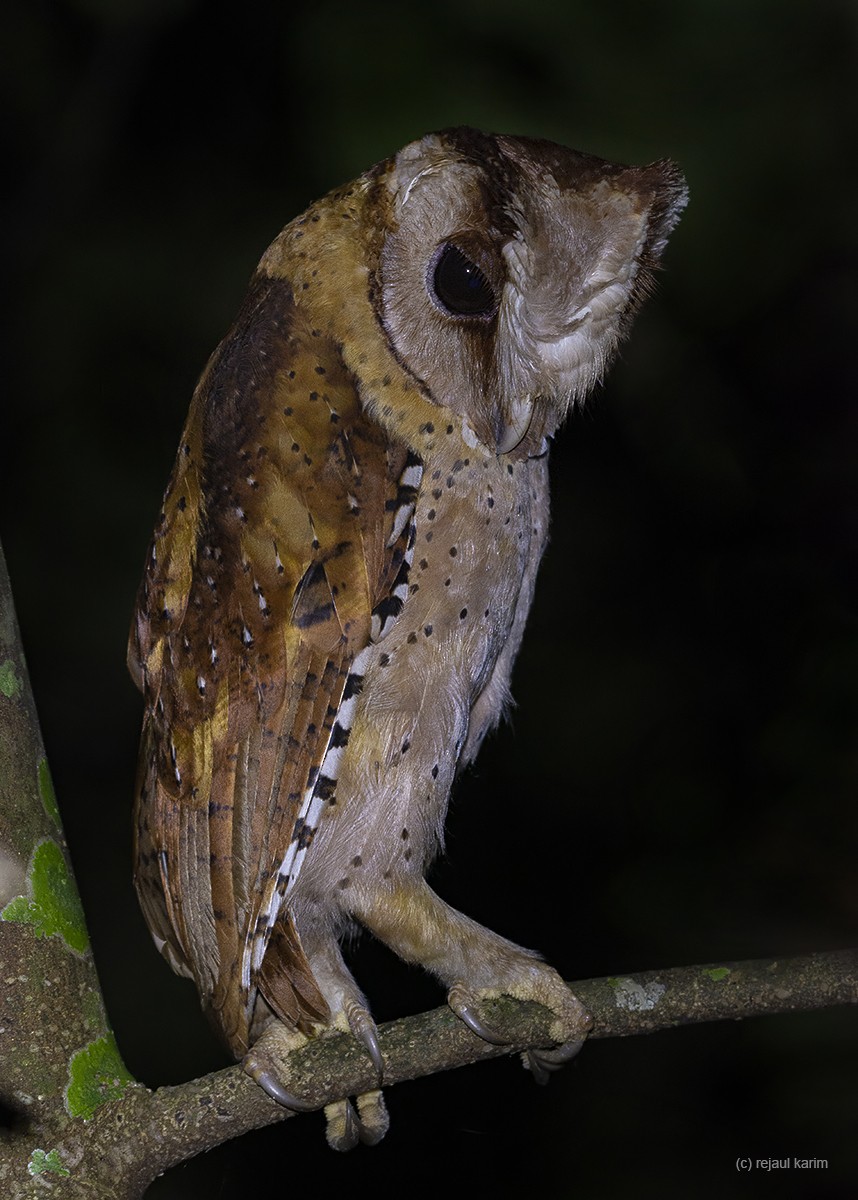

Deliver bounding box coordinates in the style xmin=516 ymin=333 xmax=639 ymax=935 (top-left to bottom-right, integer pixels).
xmin=638 ymin=159 xmax=689 ymax=263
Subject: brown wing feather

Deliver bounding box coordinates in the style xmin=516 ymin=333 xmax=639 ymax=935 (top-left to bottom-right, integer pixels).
xmin=130 ymin=274 xmax=410 ymax=1053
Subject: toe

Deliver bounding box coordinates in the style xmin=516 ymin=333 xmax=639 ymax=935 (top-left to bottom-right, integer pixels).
xmin=325 ymin=1099 xmax=361 ymax=1151
xmin=324 ymin=1089 xmax=390 ymax=1150
xmin=355 ymin=1089 xmax=390 ymax=1145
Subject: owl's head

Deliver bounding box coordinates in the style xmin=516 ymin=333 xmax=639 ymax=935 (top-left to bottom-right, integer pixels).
xmin=374 ymin=128 xmax=687 ymax=454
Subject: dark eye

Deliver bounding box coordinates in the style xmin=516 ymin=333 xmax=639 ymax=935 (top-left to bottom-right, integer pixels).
xmin=430 ymin=243 xmax=497 ymax=318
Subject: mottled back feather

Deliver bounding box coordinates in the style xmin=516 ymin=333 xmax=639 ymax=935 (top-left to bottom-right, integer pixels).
xmin=130 ymin=276 xmax=412 ymax=1050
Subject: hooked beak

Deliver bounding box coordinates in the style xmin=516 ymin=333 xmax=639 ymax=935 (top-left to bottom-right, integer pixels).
xmin=495 ymin=394 xmax=534 ymax=455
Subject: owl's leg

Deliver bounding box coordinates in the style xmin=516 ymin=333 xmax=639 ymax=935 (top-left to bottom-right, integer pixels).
xmin=304 ymin=933 xmax=384 ymax=1079
xmin=349 ymin=878 xmax=591 ymax=1076
xmin=244 ymin=934 xmax=388 ymax=1150
xmin=306 ymin=933 xmax=389 ymax=1150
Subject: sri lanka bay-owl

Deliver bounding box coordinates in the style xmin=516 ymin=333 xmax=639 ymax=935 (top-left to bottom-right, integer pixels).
xmin=129 ymin=127 xmax=687 ymax=1149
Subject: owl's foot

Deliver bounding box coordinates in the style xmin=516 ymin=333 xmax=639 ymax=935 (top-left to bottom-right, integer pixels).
xmin=320 ymin=1008 xmax=387 ymax=1149
xmin=243 ymin=1013 xmax=387 ymax=1149
xmin=351 ymin=879 xmax=591 ymax=1080
xmin=447 ymin=964 xmax=590 ymax=1080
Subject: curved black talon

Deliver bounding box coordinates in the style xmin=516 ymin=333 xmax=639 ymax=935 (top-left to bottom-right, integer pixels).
xmin=526 ymin=1039 xmax=586 ymax=1086
xmin=244 ymin=1053 xmax=317 ymax=1112
xmin=359 ymin=1023 xmax=384 ymax=1083
xmin=457 ymin=1003 xmax=507 ymax=1045
xmin=448 ymin=984 xmax=508 ymax=1045
xmin=345 ymin=1001 xmax=385 ymax=1082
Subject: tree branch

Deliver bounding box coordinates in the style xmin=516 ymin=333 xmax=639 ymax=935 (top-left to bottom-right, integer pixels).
xmin=143 ymin=946 xmax=858 ymax=1140
xmin=1 ymin=536 xmax=856 ymax=1198
xmin=136 ymin=948 xmax=858 ymax=1164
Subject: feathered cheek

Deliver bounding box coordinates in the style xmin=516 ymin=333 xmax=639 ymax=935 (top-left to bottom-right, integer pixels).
xmin=531 ymin=264 xmax=641 ymax=401
xmin=536 ymin=333 xmax=604 ymax=408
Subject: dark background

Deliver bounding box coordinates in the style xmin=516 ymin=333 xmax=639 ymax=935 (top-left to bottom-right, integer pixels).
xmin=2 ymin=1 xmax=857 ymax=1196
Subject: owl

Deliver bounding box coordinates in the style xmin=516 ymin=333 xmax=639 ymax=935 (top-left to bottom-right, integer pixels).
xmin=129 ymin=127 xmax=687 ymax=1149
